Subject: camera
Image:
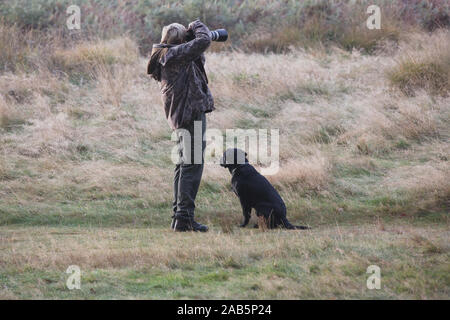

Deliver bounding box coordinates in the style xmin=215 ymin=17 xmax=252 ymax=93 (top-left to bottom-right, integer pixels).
xmin=186 ymin=29 xmax=228 ymax=42
xmin=209 ymin=29 xmax=228 ymax=42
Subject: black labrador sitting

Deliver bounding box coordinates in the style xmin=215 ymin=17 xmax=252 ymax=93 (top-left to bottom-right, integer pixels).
xmin=220 ymin=148 xmax=309 ymax=230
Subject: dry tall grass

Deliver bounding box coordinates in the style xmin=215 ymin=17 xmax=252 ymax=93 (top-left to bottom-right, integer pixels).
xmin=0 ymin=23 xmax=32 ymax=72
xmin=389 ymin=31 xmax=450 ymax=96
xmin=50 ymin=38 xmax=139 ymax=82
xmin=3 ymin=0 xmax=448 ymax=55
xmin=383 ymin=162 xmax=450 ymax=213
xmin=0 ymin=28 xmax=449 ymax=220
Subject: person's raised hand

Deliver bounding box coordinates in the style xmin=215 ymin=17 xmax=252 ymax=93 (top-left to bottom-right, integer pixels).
xmin=188 ymin=19 xmax=201 ymax=31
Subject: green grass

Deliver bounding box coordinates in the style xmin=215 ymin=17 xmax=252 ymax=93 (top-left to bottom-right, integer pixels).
xmin=0 ymin=224 xmax=448 ymax=299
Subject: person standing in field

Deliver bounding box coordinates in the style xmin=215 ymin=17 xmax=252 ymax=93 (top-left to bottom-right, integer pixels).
xmin=147 ymin=20 xmax=214 ymax=232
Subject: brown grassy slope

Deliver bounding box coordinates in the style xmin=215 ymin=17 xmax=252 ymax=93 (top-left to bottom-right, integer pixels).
xmin=0 ymin=31 xmax=449 ymax=226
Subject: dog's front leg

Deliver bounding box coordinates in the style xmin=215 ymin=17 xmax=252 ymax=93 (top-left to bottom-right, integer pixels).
xmin=240 ymin=203 xmax=251 ymax=228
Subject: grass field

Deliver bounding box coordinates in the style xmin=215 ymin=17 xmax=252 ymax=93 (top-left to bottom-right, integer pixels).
xmin=0 ymin=1 xmax=449 ymax=299
xmin=1 ymin=223 xmax=449 ymax=299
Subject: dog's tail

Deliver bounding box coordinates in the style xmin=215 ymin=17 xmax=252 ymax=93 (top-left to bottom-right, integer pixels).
xmin=281 ymin=217 xmax=310 ymax=230
xmin=292 ymin=225 xmax=310 ymax=230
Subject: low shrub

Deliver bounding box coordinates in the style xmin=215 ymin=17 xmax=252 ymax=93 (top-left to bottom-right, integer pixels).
xmin=49 ymin=38 xmax=139 ymax=82
xmin=0 ymin=22 xmax=33 ymax=72
xmin=389 ymin=34 xmax=450 ymax=96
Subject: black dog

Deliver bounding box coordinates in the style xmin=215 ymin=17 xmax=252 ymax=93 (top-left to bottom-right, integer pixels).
xmin=220 ymin=148 xmax=309 ymax=230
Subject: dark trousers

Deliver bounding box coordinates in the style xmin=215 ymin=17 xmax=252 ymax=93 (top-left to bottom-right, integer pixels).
xmin=173 ymin=112 xmax=206 ymax=220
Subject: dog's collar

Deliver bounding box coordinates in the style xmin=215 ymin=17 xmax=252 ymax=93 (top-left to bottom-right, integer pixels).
xmin=231 ymin=164 xmax=247 ymax=175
